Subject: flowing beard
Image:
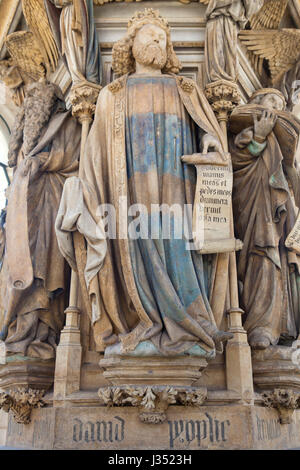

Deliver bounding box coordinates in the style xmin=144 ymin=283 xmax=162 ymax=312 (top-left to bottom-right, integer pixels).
xmin=132 ymin=41 xmax=167 ymax=70
xmin=23 ymin=87 xmax=57 ymax=156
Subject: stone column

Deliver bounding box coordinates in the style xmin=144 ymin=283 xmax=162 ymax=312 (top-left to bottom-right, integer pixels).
xmin=205 ymin=79 xmax=254 ymax=403
xmin=53 ymin=81 xmax=101 ymax=404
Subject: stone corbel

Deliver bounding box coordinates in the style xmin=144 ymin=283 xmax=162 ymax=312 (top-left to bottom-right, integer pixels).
xmin=205 ymin=80 xmax=241 ymax=123
xmin=69 ymin=80 xmax=102 ymax=124
xmin=261 ymin=389 xmax=300 ymax=424
xmin=98 ymin=385 xmax=208 ymax=424
xmin=0 ymin=387 xmax=45 ymax=425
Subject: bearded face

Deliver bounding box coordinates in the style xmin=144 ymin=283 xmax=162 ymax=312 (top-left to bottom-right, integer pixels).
xmin=132 ymin=23 xmax=168 ymax=71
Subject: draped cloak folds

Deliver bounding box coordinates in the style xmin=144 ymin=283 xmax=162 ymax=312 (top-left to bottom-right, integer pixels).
xmin=205 ymin=0 xmax=263 ymax=83
xmin=229 ymin=122 xmax=300 ymax=344
xmin=45 ymin=0 xmax=101 ymax=85
xmin=0 ymin=110 xmax=80 ymax=359
xmin=71 ymin=73 xmax=227 ymax=356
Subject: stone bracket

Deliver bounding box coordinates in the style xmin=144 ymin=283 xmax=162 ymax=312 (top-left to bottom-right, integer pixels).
xmin=0 ymin=387 xmax=45 ymax=424
xmin=261 ymin=388 xmax=300 ymax=424
xmin=69 ymin=80 xmax=102 ymax=123
xmin=205 ymin=79 xmax=241 ymax=122
xmin=98 ymin=385 xmax=208 ymax=424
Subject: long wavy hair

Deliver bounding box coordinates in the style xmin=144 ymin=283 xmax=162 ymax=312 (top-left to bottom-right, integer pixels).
xmin=112 ymin=22 xmax=182 ymax=76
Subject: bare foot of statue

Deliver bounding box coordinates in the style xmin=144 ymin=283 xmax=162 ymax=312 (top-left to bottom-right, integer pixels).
xmin=213 ymin=330 xmax=234 ymax=348
xmin=249 ymin=333 xmax=270 ymax=350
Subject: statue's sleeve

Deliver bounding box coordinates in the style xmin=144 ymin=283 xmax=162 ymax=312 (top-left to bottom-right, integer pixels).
xmin=234 ymin=127 xmax=254 ymax=149
xmin=232 ymin=127 xmax=266 ymax=158
xmin=55 ymin=176 xmax=107 ymax=294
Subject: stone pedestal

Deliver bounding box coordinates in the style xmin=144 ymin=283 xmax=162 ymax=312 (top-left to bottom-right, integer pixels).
xmin=4 ymin=402 xmax=300 ymax=450
xmin=0 ymin=355 xmax=55 ymax=424
xmin=99 ymin=356 xmax=209 ymax=424
xmin=99 ymin=355 xmax=208 ymax=386
xmin=0 ymin=356 xmax=55 ymax=392
xmin=252 ymin=345 xmax=300 ymax=391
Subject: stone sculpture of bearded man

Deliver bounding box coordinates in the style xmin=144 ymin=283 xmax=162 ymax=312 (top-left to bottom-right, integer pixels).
xmin=56 ymin=8 xmax=233 ymax=358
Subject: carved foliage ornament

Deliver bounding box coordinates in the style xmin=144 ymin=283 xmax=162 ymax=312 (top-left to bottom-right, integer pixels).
xmin=0 ymin=388 xmax=45 ymax=424
xmin=69 ymin=81 xmax=102 ymax=122
xmin=262 ymin=389 xmax=300 ymax=424
xmin=98 ymin=385 xmax=207 ymax=424
xmin=205 ymin=80 xmax=241 ymax=121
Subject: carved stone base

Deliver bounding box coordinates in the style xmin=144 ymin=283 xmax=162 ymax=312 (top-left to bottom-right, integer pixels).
xmin=0 ymin=388 xmax=45 ymax=424
xmin=252 ymin=345 xmax=300 ymax=391
xmin=99 ymin=355 xmax=209 ymax=423
xmin=99 ymin=355 xmax=208 ymax=386
xmin=0 ymin=355 xmax=54 ymax=424
xmin=5 ymin=403 xmax=300 ymax=449
xmin=0 ymin=355 xmax=55 ymax=392
xmin=261 ymin=389 xmax=300 ymax=424
xmin=204 ymin=79 xmax=241 ymax=121
xmin=98 ymin=385 xmax=207 ymax=424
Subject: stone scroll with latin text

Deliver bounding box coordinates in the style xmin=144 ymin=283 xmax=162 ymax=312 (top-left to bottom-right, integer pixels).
xmin=182 ymin=152 xmax=242 ymax=254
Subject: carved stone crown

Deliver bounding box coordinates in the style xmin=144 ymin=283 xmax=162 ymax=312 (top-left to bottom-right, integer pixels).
xmin=127 ymin=8 xmax=170 ymax=35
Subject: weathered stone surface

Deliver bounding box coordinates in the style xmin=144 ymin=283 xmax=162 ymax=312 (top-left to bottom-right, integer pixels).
xmin=99 ymin=356 xmax=208 ymax=386
xmin=3 ymin=404 xmax=300 ymax=450
xmin=252 ymin=346 xmax=300 ymax=391
xmin=3 ymin=0 xmax=300 ymax=452
xmin=0 ymin=357 xmax=55 ymax=392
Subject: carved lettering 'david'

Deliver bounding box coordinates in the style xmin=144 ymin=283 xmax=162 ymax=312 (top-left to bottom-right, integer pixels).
xmin=72 ymin=417 xmax=125 ymax=444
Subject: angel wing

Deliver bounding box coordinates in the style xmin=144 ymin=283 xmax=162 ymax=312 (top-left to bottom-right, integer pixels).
xmin=2 ymin=31 xmax=47 ymax=106
xmin=250 ymin=0 xmax=289 ymax=30
xmin=22 ymin=0 xmax=59 ymax=73
xmin=239 ymin=29 xmax=300 ymax=83
xmin=5 ymin=31 xmax=46 ymax=81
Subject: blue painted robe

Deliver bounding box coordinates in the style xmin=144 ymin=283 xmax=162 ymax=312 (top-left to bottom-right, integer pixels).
xmin=125 ymin=76 xmax=217 ymax=355
xmin=79 ymin=74 xmax=226 ymax=355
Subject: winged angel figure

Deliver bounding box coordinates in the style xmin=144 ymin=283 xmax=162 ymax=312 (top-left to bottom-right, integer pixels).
xmin=0 ymin=0 xmax=100 ymax=105
xmin=239 ymin=0 xmax=300 ymax=108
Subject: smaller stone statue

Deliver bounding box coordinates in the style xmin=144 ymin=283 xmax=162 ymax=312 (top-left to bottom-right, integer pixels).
xmin=229 ymin=88 xmax=300 ymax=349
xmin=0 ymin=81 xmax=81 ymax=359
